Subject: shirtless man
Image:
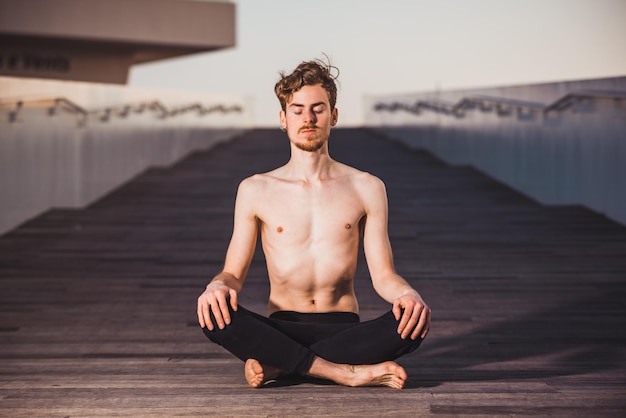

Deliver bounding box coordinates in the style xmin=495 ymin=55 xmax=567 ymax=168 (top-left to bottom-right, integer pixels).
xmin=197 ymin=59 xmax=431 ymax=389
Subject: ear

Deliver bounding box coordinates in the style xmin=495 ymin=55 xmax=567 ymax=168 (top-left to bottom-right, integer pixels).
xmin=279 ymin=110 xmax=287 ymax=130
xmin=331 ymin=108 xmax=338 ymax=126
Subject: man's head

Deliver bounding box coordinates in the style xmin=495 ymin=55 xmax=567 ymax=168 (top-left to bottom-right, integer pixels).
xmin=275 ymin=59 xmax=338 ymax=112
xmin=276 ymin=59 xmax=339 ymax=152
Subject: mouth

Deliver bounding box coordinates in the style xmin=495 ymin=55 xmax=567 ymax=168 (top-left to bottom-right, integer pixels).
xmin=299 ymin=126 xmax=318 ymax=134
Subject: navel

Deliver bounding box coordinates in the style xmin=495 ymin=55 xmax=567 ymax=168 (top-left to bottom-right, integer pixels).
xmin=277 ymin=226 xmax=283 ymax=233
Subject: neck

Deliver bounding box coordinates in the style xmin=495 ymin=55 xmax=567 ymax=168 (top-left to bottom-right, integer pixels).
xmin=285 ymin=143 xmax=334 ymax=182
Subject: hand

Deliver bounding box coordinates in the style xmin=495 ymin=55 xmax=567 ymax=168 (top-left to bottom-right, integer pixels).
xmin=197 ymin=280 xmax=238 ymax=331
xmin=392 ymin=291 xmax=431 ymax=340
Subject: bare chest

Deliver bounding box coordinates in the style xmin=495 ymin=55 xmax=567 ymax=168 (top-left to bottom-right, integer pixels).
xmin=257 ymin=182 xmax=365 ymax=245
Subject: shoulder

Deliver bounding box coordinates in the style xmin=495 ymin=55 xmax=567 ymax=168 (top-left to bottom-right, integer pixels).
xmin=238 ymin=172 xmax=275 ymax=193
xmin=234 ymin=175 xmax=268 ymax=211
xmin=342 ymin=165 xmax=386 ymax=196
xmin=340 ymin=167 xmax=387 ymax=214
xmin=236 ymin=171 xmax=285 ymax=204
xmin=332 ymin=163 xmax=387 ymax=208
xmin=239 ymin=174 xmax=263 ymax=190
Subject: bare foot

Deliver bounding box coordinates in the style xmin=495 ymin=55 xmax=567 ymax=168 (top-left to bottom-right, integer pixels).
xmin=244 ymin=359 xmax=285 ymax=388
xmin=308 ymin=358 xmax=407 ymax=389
xmin=345 ymin=361 xmax=408 ymax=389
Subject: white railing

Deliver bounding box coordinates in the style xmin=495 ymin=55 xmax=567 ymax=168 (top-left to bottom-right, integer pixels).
xmin=0 ymin=76 xmax=252 ymax=235
xmin=372 ymin=90 xmax=626 ymax=118
xmin=366 ymin=76 xmax=626 ymax=226
xmin=1 ymin=97 xmax=245 ymax=127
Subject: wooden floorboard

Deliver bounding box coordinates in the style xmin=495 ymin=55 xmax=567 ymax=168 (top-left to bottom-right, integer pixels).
xmin=1 ymin=128 xmax=625 ymax=417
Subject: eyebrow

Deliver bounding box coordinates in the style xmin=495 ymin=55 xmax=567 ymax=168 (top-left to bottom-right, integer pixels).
xmin=288 ymin=101 xmax=327 ymax=108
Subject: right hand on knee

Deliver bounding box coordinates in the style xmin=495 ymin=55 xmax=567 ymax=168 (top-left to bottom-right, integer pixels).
xmin=197 ymin=281 xmax=238 ymax=330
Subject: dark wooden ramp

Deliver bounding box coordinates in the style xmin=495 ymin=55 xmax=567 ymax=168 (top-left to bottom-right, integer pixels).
xmin=1 ymin=128 xmax=625 ymax=417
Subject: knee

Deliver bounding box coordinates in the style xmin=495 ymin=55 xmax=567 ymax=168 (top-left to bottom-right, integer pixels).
xmin=200 ymin=302 xmax=239 ymax=339
xmin=201 ymin=325 xmax=217 ymax=342
xmin=202 ymin=301 xmax=250 ymax=330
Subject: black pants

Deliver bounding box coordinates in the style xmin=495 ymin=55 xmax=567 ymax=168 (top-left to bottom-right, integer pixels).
xmin=202 ymin=304 xmax=423 ymax=375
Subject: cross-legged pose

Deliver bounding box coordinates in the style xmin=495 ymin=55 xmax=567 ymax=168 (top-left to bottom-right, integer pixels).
xmin=197 ymin=58 xmax=431 ymax=389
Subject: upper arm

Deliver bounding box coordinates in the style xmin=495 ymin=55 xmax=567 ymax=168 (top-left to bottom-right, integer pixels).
xmin=361 ymin=175 xmax=396 ymax=285
xmin=222 ymin=177 xmax=259 ymax=283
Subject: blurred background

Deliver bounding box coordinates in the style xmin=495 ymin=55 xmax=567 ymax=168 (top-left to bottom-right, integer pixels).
xmin=1 ymin=0 xmax=626 ymax=233
xmin=2 ymin=3 xmax=626 ymax=415
xmin=128 ymin=0 xmax=626 ymax=126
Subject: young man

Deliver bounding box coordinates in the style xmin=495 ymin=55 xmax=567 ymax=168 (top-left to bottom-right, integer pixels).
xmin=197 ymin=59 xmax=431 ymax=389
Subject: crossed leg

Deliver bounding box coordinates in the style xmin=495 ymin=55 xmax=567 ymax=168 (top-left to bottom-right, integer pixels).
xmin=204 ymin=305 xmax=420 ymax=389
xmin=244 ymin=359 xmax=286 ymax=387
xmin=245 ymin=357 xmax=407 ymax=389
xmin=308 ymin=356 xmax=407 ymax=389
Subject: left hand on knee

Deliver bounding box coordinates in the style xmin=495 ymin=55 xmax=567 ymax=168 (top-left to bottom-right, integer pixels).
xmin=393 ymin=292 xmax=431 ymax=340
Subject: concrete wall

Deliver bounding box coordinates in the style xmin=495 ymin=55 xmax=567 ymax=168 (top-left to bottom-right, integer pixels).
xmin=365 ymin=77 xmax=626 ymax=226
xmin=0 ymin=76 xmax=251 ymax=235
xmin=0 ymin=0 xmax=236 ymax=83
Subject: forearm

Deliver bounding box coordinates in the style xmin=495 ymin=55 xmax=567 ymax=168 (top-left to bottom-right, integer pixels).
xmin=373 ymin=273 xmax=418 ymax=304
xmin=209 ymin=271 xmax=244 ymax=293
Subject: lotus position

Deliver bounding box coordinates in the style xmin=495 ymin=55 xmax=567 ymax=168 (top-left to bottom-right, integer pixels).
xmin=197 ymin=59 xmax=431 ymax=389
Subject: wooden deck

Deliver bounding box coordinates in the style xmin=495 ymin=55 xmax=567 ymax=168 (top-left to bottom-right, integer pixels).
xmin=1 ymin=128 xmax=625 ymax=417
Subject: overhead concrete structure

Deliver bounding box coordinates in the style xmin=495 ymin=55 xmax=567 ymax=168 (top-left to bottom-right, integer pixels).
xmin=0 ymin=0 xmax=235 ymax=84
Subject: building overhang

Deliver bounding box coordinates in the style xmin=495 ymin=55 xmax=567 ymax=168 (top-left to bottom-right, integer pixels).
xmin=0 ymin=0 xmax=236 ymax=84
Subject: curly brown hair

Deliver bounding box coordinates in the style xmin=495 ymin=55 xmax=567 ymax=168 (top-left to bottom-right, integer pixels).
xmin=274 ymin=58 xmax=339 ymax=111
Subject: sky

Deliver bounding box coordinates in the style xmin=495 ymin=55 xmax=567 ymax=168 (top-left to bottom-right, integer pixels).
xmin=128 ymin=0 xmax=626 ymax=127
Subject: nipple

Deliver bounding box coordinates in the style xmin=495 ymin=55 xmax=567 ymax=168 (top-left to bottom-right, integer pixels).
xmin=345 ymin=223 xmax=351 ymax=229
xmin=277 ymin=226 xmax=283 ymax=233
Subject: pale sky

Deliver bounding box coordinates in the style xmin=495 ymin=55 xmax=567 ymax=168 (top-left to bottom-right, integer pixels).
xmin=129 ymin=0 xmax=626 ymax=126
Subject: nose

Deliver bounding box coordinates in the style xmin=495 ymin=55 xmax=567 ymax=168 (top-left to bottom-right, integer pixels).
xmin=303 ymin=109 xmax=317 ymax=124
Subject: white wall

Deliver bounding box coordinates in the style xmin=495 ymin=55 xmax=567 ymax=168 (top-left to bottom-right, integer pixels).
xmin=365 ymin=77 xmax=626 ymax=226
xmin=0 ymin=76 xmax=252 ymax=235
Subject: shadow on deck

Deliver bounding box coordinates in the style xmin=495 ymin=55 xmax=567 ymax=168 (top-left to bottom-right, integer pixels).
xmin=1 ymin=128 xmax=625 ymax=416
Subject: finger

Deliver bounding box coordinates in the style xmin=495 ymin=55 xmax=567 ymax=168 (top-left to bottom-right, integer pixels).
xmin=392 ymin=300 xmax=402 ymax=321
xmin=201 ymin=299 xmax=214 ymax=331
xmin=210 ymin=296 xmax=226 ymax=330
xmin=398 ymin=306 xmax=417 ymax=339
xmin=398 ymin=308 xmax=411 ymax=339
xmin=411 ymin=306 xmax=429 ymax=340
xmin=403 ymin=305 xmax=421 ymax=339
xmin=420 ymin=308 xmax=432 ymax=339
xmin=217 ymin=294 xmax=232 ymax=326
xmin=197 ymin=300 xmax=206 ymax=328
xmin=229 ymin=288 xmax=238 ymax=311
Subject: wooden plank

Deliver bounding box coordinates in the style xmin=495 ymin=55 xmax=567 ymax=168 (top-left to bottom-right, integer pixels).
xmin=1 ymin=128 xmax=625 ymax=416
